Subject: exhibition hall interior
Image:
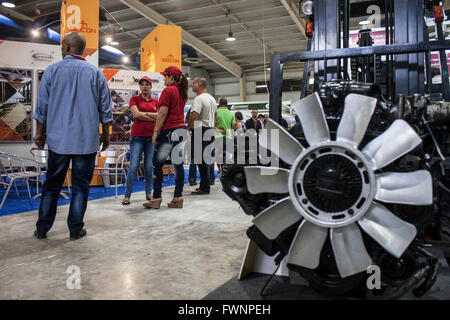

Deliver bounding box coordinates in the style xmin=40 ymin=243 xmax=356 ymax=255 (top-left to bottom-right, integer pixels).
xmin=0 ymin=0 xmax=449 ymax=301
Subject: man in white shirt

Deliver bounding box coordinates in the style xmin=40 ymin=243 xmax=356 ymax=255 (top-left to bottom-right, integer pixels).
xmin=187 ymin=77 xmax=217 ymax=194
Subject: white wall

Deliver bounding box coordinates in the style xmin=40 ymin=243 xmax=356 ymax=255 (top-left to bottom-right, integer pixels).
xmin=212 ymin=70 xmax=303 ymax=104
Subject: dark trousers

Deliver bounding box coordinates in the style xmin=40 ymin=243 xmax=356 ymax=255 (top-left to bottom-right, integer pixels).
xmin=191 ymin=127 xmax=214 ymax=192
xmin=36 ymin=150 xmax=96 ymax=234
xmin=153 ymin=126 xmax=186 ymax=199
xmin=188 ymin=159 xmax=215 ymax=184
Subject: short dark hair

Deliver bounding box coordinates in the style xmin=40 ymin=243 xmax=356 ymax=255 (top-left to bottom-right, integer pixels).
xmin=219 ymin=97 xmax=228 ymax=106
xmin=258 ymin=114 xmax=264 ymax=119
xmin=235 ymin=111 xmax=243 ymax=121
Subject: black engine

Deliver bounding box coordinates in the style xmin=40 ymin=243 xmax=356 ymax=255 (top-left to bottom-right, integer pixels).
xmin=221 ymin=80 xmax=450 ymax=298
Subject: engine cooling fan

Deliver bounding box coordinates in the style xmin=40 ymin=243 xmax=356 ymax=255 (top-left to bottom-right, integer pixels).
xmin=244 ymin=93 xmax=433 ymax=279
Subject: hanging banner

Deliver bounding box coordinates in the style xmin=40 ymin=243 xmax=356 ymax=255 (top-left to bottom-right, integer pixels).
xmin=60 ymin=0 xmax=99 ymax=66
xmin=140 ymin=24 xmax=182 ymax=72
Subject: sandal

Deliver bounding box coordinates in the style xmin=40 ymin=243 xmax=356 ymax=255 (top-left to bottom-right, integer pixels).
xmin=168 ymin=198 xmax=183 ymax=208
xmin=122 ymin=198 xmax=130 ymax=205
xmin=143 ymin=198 xmax=162 ymax=209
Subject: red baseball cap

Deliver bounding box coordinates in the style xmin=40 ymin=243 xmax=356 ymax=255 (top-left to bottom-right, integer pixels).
xmin=138 ymin=76 xmax=152 ymax=85
xmin=160 ymin=66 xmax=182 ymax=78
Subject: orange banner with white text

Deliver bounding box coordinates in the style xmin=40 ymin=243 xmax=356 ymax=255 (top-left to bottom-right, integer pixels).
xmin=140 ymin=24 xmax=182 ymax=72
xmin=60 ymin=0 xmax=99 ymax=60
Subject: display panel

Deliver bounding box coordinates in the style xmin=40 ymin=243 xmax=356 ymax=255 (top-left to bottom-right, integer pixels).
xmin=110 ymin=89 xmax=139 ymax=142
xmin=0 ymin=68 xmax=32 ymax=141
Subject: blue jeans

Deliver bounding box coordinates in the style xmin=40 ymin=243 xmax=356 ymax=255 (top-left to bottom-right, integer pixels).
xmin=153 ymin=126 xmax=187 ymax=199
xmin=36 ymin=149 xmax=96 ymax=234
xmin=124 ymin=136 xmax=154 ymax=198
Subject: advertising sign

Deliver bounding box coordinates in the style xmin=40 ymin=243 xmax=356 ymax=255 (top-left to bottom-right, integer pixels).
xmin=60 ymin=0 xmax=99 ymax=66
xmin=140 ymin=24 xmax=182 ymax=72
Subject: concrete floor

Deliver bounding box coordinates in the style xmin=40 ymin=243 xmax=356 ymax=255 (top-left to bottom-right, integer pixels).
xmin=0 ymin=181 xmax=253 ymax=299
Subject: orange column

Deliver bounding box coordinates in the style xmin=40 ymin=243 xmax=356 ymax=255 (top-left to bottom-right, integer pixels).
xmin=140 ymin=24 xmax=182 ymax=72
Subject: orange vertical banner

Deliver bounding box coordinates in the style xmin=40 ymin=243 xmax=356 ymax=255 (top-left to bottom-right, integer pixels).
xmin=140 ymin=24 xmax=182 ymax=72
xmin=60 ymin=0 xmax=99 ymax=61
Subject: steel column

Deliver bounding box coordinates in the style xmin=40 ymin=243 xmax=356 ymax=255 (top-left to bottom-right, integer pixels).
xmin=269 ymin=54 xmax=283 ymax=124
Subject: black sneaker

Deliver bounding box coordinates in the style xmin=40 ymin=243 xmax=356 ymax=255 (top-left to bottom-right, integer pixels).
xmin=70 ymin=229 xmax=87 ymax=240
xmin=210 ymin=180 xmax=215 ymax=186
xmin=34 ymin=230 xmax=47 ymax=239
xmin=189 ymin=182 xmax=197 ymax=186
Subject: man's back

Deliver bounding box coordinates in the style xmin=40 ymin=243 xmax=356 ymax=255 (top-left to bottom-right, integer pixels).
xmin=33 ymin=55 xmax=113 ymax=154
xmin=216 ymin=108 xmax=235 ymax=138
xmin=191 ymin=92 xmax=217 ymax=128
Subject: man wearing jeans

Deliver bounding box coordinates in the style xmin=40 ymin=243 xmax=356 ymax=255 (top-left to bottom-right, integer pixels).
xmin=32 ymin=32 xmax=113 ymax=240
xmin=188 ymin=77 xmax=217 ymax=195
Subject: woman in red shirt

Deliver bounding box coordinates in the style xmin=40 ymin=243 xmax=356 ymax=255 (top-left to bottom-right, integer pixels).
xmin=122 ymin=76 xmax=158 ymax=205
xmin=143 ymin=66 xmax=188 ymax=209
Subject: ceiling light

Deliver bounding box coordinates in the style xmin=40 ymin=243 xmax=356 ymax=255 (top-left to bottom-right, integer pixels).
xmin=301 ymin=0 xmax=313 ymax=16
xmin=1 ymin=1 xmax=15 ymax=8
xmin=359 ymin=20 xmax=371 ymax=26
xmin=184 ymin=57 xmax=201 ymax=64
xmin=226 ymin=31 xmax=235 ymax=41
xmin=122 ymin=56 xmax=129 ymax=63
xmin=101 ymin=45 xmax=125 ymax=55
xmin=266 ymin=68 xmax=270 ymax=71
xmin=110 ymin=41 xmax=119 ymax=46
xmin=31 ymin=29 xmax=39 ymax=37
xmin=105 ymin=36 xmax=112 ymax=44
xmin=225 ymin=13 xmax=236 ymax=42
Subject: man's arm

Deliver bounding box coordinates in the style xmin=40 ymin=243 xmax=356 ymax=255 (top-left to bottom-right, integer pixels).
xmin=97 ymin=71 xmax=114 ymax=151
xmin=32 ymin=69 xmax=50 ymax=149
xmin=213 ymin=111 xmax=225 ymax=135
xmin=34 ymin=121 xmax=46 ymax=149
xmin=187 ymin=111 xmax=199 ymax=130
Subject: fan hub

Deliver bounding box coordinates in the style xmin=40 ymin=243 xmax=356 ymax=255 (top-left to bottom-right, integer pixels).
xmin=303 ymin=154 xmax=363 ymax=212
xmin=288 ymin=142 xmax=376 ymax=228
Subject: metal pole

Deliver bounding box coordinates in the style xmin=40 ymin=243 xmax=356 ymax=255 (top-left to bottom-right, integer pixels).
xmin=301 ymin=37 xmax=313 ymax=99
xmin=269 ymin=54 xmax=283 ymax=124
xmin=436 ymin=19 xmax=450 ymax=101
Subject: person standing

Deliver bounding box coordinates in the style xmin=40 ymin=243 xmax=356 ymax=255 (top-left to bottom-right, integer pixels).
xmin=185 ymin=106 xmax=198 ymax=186
xmin=234 ymin=111 xmax=246 ymax=131
xmin=122 ymin=76 xmax=158 ymax=205
xmin=187 ymin=77 xmax=217 ymax=195
xmin=32 ymin=32 xmax=113 ymax=240
xmin=214 ymin=97 xmax=235 ymax=174
xmin=245 ymin=109 xmax=263 ymax=133
xmin=263 ymin=114 xmax=269 ymax=127
xmin=144 ymin=66 xmax=188 ymax=209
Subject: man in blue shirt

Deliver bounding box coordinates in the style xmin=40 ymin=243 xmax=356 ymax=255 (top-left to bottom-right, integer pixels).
xmin=32 ymin=32 xmax=113 ymax=241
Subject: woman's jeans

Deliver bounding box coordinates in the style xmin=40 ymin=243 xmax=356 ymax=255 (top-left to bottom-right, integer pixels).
xmin=124 ymin=136 xmax=155 ymax=198
xmin=153 ymin=126 xmax=187 ymax=199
